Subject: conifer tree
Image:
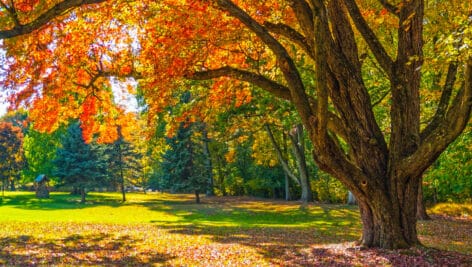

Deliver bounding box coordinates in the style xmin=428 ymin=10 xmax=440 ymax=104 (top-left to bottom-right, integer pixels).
xmin=54 ymin=122 xmax=106 ymax=203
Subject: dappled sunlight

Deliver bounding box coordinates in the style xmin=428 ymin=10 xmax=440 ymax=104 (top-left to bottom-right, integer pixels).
xmin=429 ymin=203 xmax=472 ymax=218
xmin=1 ymin=192 xmax=471 ymax=265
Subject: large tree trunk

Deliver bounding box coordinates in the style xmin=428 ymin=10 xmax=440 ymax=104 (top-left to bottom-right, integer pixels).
xmin=353 ymin=171 xmax=422 ymax=248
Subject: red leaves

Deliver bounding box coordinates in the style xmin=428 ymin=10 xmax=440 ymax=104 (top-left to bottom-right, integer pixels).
xmin=15 ymin=0 xmax=39 ymax=12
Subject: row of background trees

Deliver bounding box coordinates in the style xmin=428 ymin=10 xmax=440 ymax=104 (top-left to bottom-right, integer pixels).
xmin=0 ymin=104 xmax=470 ymax=204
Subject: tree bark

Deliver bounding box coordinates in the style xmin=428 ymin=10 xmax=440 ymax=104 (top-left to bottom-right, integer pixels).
xmin=357 ymin=180 xmax=420 ymax=248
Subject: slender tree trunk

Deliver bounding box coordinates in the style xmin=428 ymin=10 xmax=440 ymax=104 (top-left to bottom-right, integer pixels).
xmin=202 ymin=126 xmax=215 ymax=196
xmin=284 ymin=172 xmax=291 ymax=201
xmin=216 ymin=154 xmax=227 ymax=196
xmin=195 ymin=190 xmax=200 ymax=204
xmin=265 ymin=125 xmax=308 ymax=200
xmin=417 ymin=176 xmax=430 ymax=220
xmin=289 ymin=124 xmax=312 ymax=203
xmin=9 ymin=178 xmax=15 ymax=191
xmin=80 ymin=187 xmax=86 ymax=204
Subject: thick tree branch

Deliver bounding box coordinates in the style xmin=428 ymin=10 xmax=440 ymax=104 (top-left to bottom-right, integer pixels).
xmin=263 ymin=22 xmax=314 ymax=59
xmin=343 ymin=0 xmax=394 ymax=78
xmin=189 ymin=66 xmax=348 ymax=140
xmin=0 ymin=0 xmax=107 ymax=39
xmin=288 ymin=0 xmax=314 ymax=44
xmin=189 ymin=67 xmax=291 ymax=100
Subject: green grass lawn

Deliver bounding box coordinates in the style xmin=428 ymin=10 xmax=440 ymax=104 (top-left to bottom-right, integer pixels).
xmin=0 ymin=192 xmax=471 ymax=266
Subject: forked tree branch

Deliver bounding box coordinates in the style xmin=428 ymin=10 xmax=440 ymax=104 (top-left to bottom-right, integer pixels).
xmin=402 ymin=59 xmax=472 ymax=179
xmin=420 ymin=62 xmax=458 ymax=140
xmin=343 ymin=0 xmax=394 ymax=78
xmin=263 ymin=22 xmax=314 ymax=59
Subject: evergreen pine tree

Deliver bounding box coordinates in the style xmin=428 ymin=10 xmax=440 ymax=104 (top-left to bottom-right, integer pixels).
xmin=160 ymin=92 xmax=208 ymax=203
xmin=105 ymin=127 xmax=142 ymax=202
xmin=53 ymin=122 xmax=106 ymax=203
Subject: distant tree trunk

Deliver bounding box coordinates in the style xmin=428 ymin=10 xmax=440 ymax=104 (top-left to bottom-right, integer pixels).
xmin=71 ymin=186 xmax=80 ymax=195
xmin=417 ymin=177 xmax=430 ymax=220
xmin=1 ymin=177 xmax=5 ymax=197
xmin=80 ymin=187 xmax=86 ymax=203
xmin=117 ymin=128 xmax=126 ymax=202
xmin=284 ymin=172 xmax=291 ymax=201
xmin=195 ymin=190 xmax=200 ymax=204
xmin=9 ymin=178 xmax=15 ymax=191
xmin=265 ymin=124 xmax=305 ymax=201
xmin=289 ymin=124 xmax=313 ymax=203
xmin=215 ymin=153 xmax=227 ymax=196
xmin=202 ymin=126 xmax=215 ymax=196
xmin=347 ymin=191 xmax=357 ymax=205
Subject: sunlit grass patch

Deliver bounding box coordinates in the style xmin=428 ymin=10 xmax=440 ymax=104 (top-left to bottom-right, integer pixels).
xmin=429 ymin=202 xmax=472 ymax=218
xmin=0 ymin=192 xmax=471 ymax=265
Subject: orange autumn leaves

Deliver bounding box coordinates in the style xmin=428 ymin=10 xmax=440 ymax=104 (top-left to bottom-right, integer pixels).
xmin=1 ymin=0 xmax=291 ymax=142
xmin=15 ymin=0 xmax=39 ymax=12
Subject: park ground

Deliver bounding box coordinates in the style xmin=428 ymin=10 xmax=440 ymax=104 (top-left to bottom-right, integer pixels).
xmin=0 ymin=192 xmax=471 ymax=266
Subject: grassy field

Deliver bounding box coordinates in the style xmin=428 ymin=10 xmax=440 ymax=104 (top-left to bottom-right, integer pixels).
xmin=0 ymin=192 xmax=471 ymax=266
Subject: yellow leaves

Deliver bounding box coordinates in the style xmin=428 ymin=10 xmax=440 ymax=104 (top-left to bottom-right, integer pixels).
xmin=225 ymin=148 xmax=236 ymax=163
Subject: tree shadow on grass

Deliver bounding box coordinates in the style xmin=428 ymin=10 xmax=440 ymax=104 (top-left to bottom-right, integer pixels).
xmin=0 ymin=192 xmax=196 ymax=211
xmin=148 ymin=202 xmax=363 ymax=266
xmin=0 ymin=233 xmax=173 ymax=266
